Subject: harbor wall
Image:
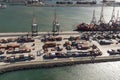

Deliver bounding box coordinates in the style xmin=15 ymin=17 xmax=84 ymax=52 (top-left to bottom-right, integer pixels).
xmin=0 ymin=56 xmax=120 ymax=74
xmin=0 ymin=31 xmax=80 ymax=37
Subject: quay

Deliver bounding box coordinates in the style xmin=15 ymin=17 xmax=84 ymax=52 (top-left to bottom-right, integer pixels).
xmin=26 ymin=4 xmax=104 ymax=7
xmin=0 ymin=31 xmax=79 ymax=37
xmin=0 ymin=55 xmax=120 ymax=74
xmin=0 ymin=31 xmax=119 ymax=74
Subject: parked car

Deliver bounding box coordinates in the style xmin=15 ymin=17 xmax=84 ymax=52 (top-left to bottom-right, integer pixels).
xmin=107 ymin=49 xmax=119 ymax=55
xmin=99 ymin=40 xmax=113 ymax=45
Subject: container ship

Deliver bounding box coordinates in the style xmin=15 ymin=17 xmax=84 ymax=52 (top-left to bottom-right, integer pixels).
xmin=75 ymin=5 xmax=120 ymax=31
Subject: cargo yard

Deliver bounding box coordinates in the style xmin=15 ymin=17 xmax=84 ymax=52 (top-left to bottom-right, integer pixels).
xmin=0 ymin=31 xmax=119 ymax=68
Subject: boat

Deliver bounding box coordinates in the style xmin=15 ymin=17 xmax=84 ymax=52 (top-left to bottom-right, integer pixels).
xmin=56 ymin=1 xmax=73 ymax=5
xmin=75 ymin=5 xmax=120 ymax=31
xmin=55 ymin=0 xmax=96 ymax=5
xmin=0 ymin=4 xmax=7 ymax=9
xmin=76 ymin=0 xmax=96 ymax=5
xmin=102 ymin=0 xmax=115 ymax=3
xmin=44 ymin=0 xmax=97 ymax=6
xmin=75 ymin=23 xmax=96 ymax=31
xmin=102 ymin=0 xmax=120 ymax=6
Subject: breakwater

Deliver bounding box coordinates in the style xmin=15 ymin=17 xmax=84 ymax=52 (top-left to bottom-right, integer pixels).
xmin=0 ymin=55 xmax=120 ymax=74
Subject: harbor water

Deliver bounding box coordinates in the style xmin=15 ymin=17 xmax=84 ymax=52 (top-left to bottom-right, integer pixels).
xmin=0 ymin=3 xmax=120 ymax=80
xmin=1 ymin=62 xmax=120 ymax=80
xmin=0 ymin=5 xmax=120 ymax=32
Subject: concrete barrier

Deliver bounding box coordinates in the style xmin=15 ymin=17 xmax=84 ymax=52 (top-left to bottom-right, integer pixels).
xmin=0 ymin=55 xmax=120 ymax=74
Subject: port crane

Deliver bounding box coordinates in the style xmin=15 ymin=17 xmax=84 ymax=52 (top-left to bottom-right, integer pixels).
xmin=31 ymin=7 xmax=38 ymax=36
xmin=52 ymin=8 xmax=60 ymax=36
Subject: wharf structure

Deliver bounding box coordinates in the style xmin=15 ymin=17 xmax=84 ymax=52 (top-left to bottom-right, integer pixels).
xmin=0 ymin=31 xmax=120 ymax=74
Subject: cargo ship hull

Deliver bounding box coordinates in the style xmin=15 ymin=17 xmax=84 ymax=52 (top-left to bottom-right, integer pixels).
xmin=75 ymin=23 xmax=120 ymax=31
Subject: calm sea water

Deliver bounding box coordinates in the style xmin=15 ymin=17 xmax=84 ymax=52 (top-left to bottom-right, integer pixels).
xmin=1 ymin=62 xmax=120 ymax=80
xmin=0 ymin=4 xmax=120 ymax=80
xmin=0 ymin=5 xmax=120 ymax=32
